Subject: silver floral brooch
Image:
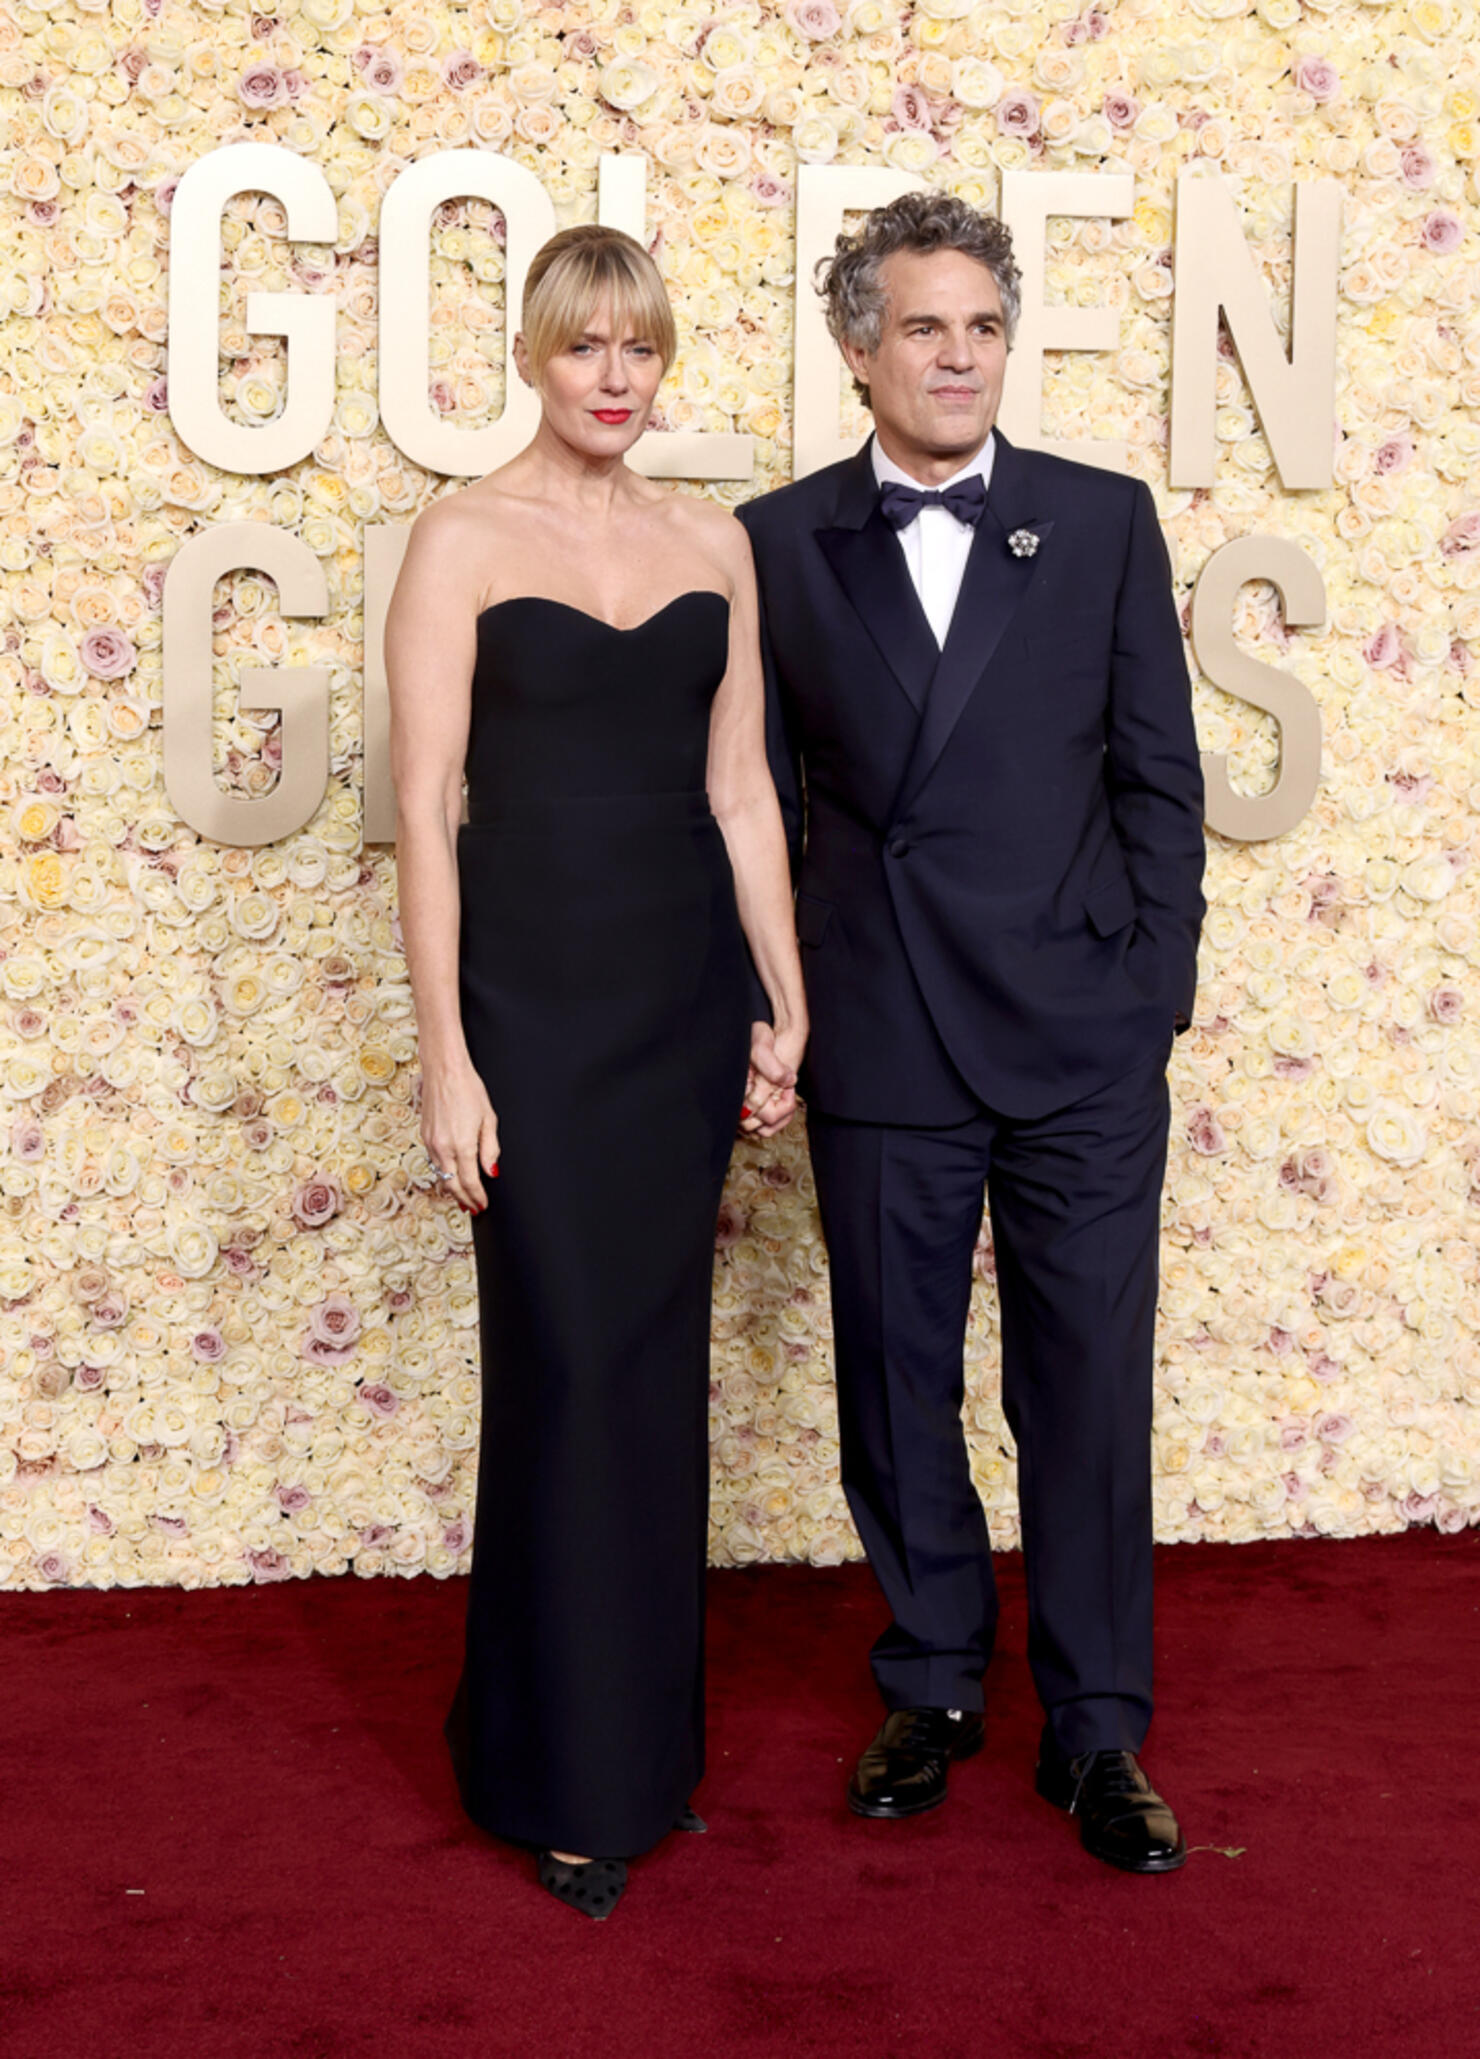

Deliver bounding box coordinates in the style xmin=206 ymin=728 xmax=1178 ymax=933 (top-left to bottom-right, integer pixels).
xmin=1008 ymin=527 xmax=1041 ymax=559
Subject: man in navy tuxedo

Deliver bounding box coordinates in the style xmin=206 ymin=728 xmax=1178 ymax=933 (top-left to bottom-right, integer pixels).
xmin=738 ymin=193 xmax=1205 ymax=1873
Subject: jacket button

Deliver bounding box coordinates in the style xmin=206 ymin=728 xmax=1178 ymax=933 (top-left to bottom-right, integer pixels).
xmin=889 ymin=837 xmax=910 ymax=858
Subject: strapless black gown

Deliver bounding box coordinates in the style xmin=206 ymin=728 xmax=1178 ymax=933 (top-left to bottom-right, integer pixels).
xmin=443 ymin=591 xmax=751 ymax=1859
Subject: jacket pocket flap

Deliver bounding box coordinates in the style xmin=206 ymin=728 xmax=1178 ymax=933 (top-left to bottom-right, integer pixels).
xmin=1084 ymin=874 xmax=1137 ymax=938
xmin=795 ymin=892 xmax=833 ymax=948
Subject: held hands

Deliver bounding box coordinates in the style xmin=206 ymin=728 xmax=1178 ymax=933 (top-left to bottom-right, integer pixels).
xmin=740 ymin=1020 xmax=806 ymax=1139
xmin=421 ymin=1059 xmax=500 ymax=1213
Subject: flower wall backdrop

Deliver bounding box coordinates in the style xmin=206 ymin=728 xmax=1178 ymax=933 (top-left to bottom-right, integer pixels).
xmin=2 ymin=0 xmax=1478 ymax=1588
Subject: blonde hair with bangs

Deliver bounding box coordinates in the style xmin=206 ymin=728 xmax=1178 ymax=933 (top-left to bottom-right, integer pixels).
xmin=520 ymin=225 xmax=677 ymax=380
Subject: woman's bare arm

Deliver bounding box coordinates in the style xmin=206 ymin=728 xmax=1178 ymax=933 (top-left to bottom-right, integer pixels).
xmin=702 ymin=512 xmax=808 ymax=1136
xmin=385 ymin=498 xmax=499 ymax=1211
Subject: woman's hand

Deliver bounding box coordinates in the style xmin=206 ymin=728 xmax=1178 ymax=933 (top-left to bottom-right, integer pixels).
xmin=421 ymin=1058 xmax=500 ymax=1212
xmin=741 ymin=1018 xmax=807 ymax=1139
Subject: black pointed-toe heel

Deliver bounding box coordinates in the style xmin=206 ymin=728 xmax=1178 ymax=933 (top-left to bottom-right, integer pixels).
xmin=675 ymin=1802 xmax=707 ymax=1833
xmin=537 ymin=1852 xmax=628 ymax=1921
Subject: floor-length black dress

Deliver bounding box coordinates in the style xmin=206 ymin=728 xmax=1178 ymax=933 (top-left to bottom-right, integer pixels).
xmin=443 ymin=590 xmax=751 ymax=1859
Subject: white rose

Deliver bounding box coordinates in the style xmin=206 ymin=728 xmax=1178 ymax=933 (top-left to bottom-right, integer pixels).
xmin=599 ymin=59 xmax=659 ymax=109
xmin=1365 ymin=1104 xmax=1427 ymax=1166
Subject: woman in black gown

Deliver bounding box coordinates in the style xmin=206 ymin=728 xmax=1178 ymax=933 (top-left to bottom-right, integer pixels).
xmin=385 ymin=227 xmax=807 ymax=1918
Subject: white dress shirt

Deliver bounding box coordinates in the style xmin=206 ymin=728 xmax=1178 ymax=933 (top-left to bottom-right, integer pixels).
xmin=871 ymin=432 xmax=996 ymax=650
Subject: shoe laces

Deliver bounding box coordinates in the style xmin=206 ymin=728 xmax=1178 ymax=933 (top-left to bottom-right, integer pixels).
xmin=1069 ymin=1749 xmax=1139 ymax=1812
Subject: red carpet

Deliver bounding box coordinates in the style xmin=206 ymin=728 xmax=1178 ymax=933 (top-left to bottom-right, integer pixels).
xmin=2 ymin=1533 xmax=1475 ymax=2059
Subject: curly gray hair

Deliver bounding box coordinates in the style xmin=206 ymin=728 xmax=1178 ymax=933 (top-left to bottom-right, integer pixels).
xmin=816 ymin=191 xmax=1022 ymax=406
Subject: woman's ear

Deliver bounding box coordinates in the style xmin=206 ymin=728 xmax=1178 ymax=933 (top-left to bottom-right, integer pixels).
xmin=512 ymin=332 xmax=534 ymax=389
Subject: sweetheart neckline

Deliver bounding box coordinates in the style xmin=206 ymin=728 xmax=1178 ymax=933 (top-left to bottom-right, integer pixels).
xmin=477 ymin=591 xmax=730 ymax=636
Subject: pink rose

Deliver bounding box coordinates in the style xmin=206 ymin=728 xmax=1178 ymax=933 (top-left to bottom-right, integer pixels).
xmin=237 ymin=64 xmax=285 ymax=110
xmin=1400 ymin=143 xmax=1436 ymax=189
xmin=1103 ymin=91 xmax=1140 ymax=130
xmin=362 ymin=49 xmax=403 ymax=93
xmin=277 ymin=1485 xmax=312 ymax=1515
xmin=1273 ymin=1055 xmax=1312 ymax=1080
xmin=291 ymin=1176 xmax=341 ymax=1229
xmin=144 ymin=376 xmax=169 ymax=414
xmin=443 ymin=49 xmax=481 ymax=90
xmin=248 ymin=1548 xmax=292 ymax=1582
xmin=11 ymin=1119 xmax=44 ymax=1163
xmin=1292 ymin=56 xmax=1338 ymax=102
xmin=92 ymin=1293 xmax=128 ymax=1328
xmin=1373 ymin=435 xmax=1412 ymax=475
xmin=28 ymin=199 xmax=59 ymax=226
xmin=1363 ymin=622 xmax=1401 ymax=669
xmin=752 ymin=171 xmax=791 ymax=207
xmin=1440 ymin=511 xmax=1480 ymax=556
xmin=80 ymin=627 xmax=137 ymax=679
xmin=785 ymin=0 xmax=841 ymax=39
xmin=88 ymin=1506 xmax=115 ymax=1535
xmin=309 ymin=1294 xmax=361 ymax=1346
xmin=714 ymin=1200 xmax=746 ymax=1251
xmin=1427 ymin=986 xmax=1463 ymax=1024
xmin=444 ymin=1517 xmax=472 ymax=1554
xmin=191 ymin=1326 xmax=225 ymax=1361
xmin=38 ymin=1552 xmax=70 ymax=1582
xmin=997 ymin=90 xmax=1041 ymax=137
xmin=1422 ymin=210 xmax=1463 ymax=255
xmin=891 ymin=84 xmax=933 ymax=132
xmin=358 ymin=1383 xmax=400 ymax=1419
xmin=141 ymin=563 xmax=168 ymax=609
xmin=1315 ymin=1412 xmax=1354 ymax=1445
xmin=1186 ymin=1106 xmax=1226 ymax=1156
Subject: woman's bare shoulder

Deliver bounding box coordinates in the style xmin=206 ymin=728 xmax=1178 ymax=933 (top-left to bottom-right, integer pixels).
xmin=660 ymin=490 xmax=753 ymax=575
xmin=408 ymin=478 xmax=521 ymax=545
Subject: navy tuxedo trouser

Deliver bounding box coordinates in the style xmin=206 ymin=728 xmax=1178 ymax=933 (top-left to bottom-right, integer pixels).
xmin=808 ymin=1041 xmax=1172 ymax=1760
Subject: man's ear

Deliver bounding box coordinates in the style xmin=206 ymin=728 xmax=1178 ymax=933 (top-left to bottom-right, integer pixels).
xmin=839 ymin=336 xmax=873 ymax=392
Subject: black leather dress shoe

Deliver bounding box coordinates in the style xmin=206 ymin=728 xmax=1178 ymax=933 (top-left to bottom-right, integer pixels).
xmin=1035 ymin=1730 xmax=1187 ymax=1873
xmin=848 ymin=1707 xmax=984 ymax=1819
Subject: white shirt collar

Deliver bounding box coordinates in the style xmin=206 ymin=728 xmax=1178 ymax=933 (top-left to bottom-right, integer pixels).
xmin=870 ymin=430 xmax=996 ymax=500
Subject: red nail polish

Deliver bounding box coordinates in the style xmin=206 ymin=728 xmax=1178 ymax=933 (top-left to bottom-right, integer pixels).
xmin=741 ymin=1106 xmax=752 ymax=1119
xmin=490 ymin=1165 xmax=500 ymax=1180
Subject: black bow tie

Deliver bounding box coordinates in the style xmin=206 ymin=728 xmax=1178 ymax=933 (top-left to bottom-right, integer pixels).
xmin=878 ymin=475 xmax=987 ymax=531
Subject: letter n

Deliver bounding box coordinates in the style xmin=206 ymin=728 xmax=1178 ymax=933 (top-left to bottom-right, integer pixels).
xmin=1169 ymin=173 xmax=1341 ymax=491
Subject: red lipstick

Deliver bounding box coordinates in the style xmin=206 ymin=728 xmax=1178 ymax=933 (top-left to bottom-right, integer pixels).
xmin=591 ymin=408 xmax=633 ymax=424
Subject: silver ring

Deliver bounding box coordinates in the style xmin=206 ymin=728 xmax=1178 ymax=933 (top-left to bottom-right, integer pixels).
xmin=428 ymin=1162 xmax=449 ymax=1182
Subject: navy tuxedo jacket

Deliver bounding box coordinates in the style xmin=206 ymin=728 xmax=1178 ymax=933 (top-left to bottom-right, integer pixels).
xmin=738 ymin=432 xmax=1207 ymax=1125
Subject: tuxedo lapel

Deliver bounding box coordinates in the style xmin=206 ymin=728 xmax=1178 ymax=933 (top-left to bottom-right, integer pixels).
xmin=895 ymin=432 xmax=1052 ymax=813
xmin=815 ymin=443 xmax=939 ymax=714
